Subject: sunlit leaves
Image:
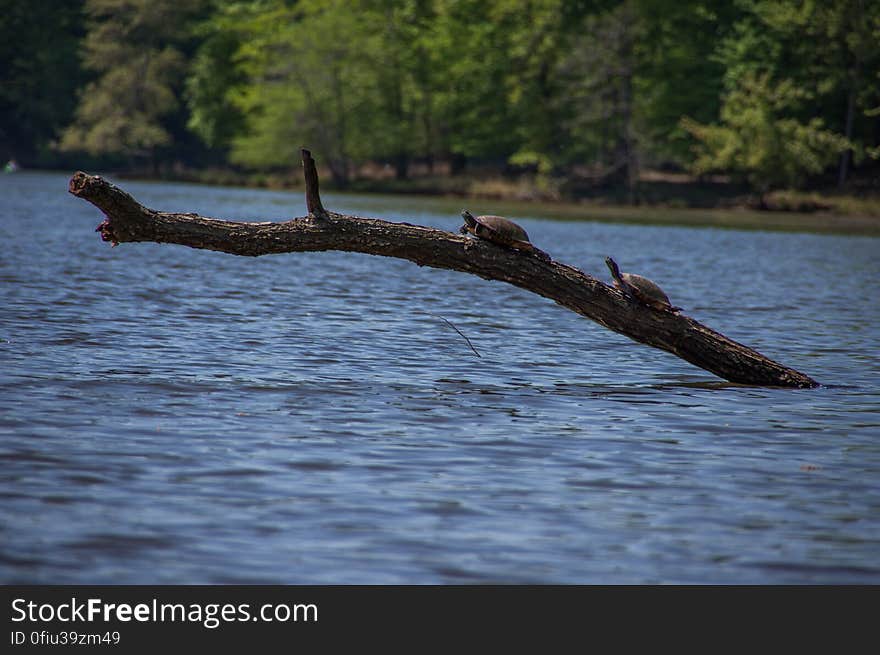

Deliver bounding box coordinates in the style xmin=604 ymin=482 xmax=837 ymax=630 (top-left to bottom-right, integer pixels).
xmin=60 ymin=0 xmax=207 ymax=159
xmin=682 ymin=73 xmax=850 ymax=191
xmin=51 ymin=0 xmax=879 ymax=188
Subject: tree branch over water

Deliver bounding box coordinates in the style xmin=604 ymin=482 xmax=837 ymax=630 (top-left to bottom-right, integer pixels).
xmin=69 ymin=148 xmax=818 ymax=388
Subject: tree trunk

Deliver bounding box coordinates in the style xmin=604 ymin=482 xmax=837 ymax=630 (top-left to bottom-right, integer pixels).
xmin=838 ymin=0 xmax=866 ymax=190
xmin=449 ymin=152 xmax=467 ymax=176
xmin=620 ymin=70 xmax=639 ymax=204
xmin=68 ymin=149 xmax=819 ymax=389
xmin=327 ymin=157 xmax=349 ymax=189
xmin=395 ymin=152 xmax=409 ymax=180
xmin=838 ymin=86 xmax=856 ymax=189
xmin=616 ymin=1 xmax=639 ymax=205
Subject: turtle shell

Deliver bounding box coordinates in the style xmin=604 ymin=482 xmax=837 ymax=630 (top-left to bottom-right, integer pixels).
xmin=471 ymin=214 xmax=530 ymax=244
xmin=461 ymin=211 xmax=531 ymax=245
xmin=460 ymin=210 xmax=551 ymax=262
xmin=604 ymin=256 xmax=679 ymax=311
xmin=619 ymin=272 xmax=672 ymax=307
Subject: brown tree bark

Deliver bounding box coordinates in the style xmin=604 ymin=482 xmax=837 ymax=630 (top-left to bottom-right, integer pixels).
xmin=68 ymin=149 xmax=819 ymax=388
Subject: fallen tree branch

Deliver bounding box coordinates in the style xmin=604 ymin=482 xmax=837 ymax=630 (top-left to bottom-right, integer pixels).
xmin=68 ymin=149 xmax=818 ymax=388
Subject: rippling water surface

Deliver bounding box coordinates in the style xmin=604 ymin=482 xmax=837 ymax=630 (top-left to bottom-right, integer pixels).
xmin=1 ymin=172 xmax=878 ymax=583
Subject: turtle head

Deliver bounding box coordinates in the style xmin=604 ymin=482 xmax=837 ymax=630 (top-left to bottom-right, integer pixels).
xmin=461 ymin=209 xmax=477 ymax=226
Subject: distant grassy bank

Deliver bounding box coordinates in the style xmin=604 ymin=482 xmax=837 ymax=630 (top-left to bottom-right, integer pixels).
xmin=125 ymin=166 xmax=880 ymax=237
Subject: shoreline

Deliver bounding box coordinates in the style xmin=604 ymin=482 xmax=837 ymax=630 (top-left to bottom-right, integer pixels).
xmin=477 ymin=200 xmax=880 ymax=237
xmin=14 ymin=167 xmax=879 ymax=237
xmin=177 ymin=172 xmax=880 ymax=237
xmin=146 ymin=167 xmax=880 ymax=237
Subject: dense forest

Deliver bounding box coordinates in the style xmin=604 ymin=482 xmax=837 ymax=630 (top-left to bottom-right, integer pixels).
xmin=2 ymin=0 xmax=879 ymax=203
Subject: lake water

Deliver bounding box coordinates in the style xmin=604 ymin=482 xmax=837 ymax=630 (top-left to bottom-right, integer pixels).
xmin=1 ymin=171 xmax=878 ymax=584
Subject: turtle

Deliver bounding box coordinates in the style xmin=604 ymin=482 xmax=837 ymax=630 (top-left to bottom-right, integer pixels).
xmin=605 ymin=256 xmax=681 ymax=312
xmin=459 ymin=210 xmax=551 ymax=262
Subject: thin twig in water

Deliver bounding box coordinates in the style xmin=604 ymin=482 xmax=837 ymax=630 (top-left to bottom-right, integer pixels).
xmin=426 ymin=313 xmax=481 ymax=358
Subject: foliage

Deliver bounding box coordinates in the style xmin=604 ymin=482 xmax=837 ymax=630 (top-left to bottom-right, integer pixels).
xmin=681 ymin=73 xmax=851 ymax=192
xmin=3 ymin=0 xmax=875 ymax=192
xmin=0 ymin=0 xmax=86 ymax=162
xmin=714 ymin=0 xmax=880 ymax=183
xmin=190 ymin=0 xmax=400 ymax=184
xmin=185 ymin=12 xmax=247 ymax=151
xmin=635 ymin=0 xmax=741 ymax=165
xmin=60 ymin=0 xmax=207 ymax=163
xmin=551 ymin=1 xmax=642 ymax=181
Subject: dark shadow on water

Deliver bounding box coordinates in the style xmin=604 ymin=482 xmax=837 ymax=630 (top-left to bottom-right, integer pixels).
xmin=551 ymin=378 xmax=750 ymax=395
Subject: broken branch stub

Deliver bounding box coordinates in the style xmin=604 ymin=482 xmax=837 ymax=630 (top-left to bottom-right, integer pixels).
xmin=67 ymin=149 xmax=819 ymax=388
xmin=301 ymin=148 xmax=327 ymax=219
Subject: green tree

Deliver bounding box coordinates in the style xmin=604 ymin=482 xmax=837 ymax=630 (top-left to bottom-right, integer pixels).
xmin=552 ymin=1 xmax=643 ymax=194
xmin=185 ymin=4 xmax=249 ymax=153
xmin=425 ymin=0 xmax=529 ymax=171
xmin=681 ymin=72 xmax=850 ymax=200
xmin=511 ymin=0 xmax=738 ymax=199
xmin=0 ymin=0 xmax=86 ymax=163
xmin=60 ymin=0 xmax=207 ymax=168
xmin=211 ymin=0 xmax=385 ymax=185
xmin=635 ymin=0 xmax=740 ymax=165
xmin=715 ymin=0 xmax=880 ymax=187
xmin=201 ymin=0 xmax=451 ymax=184
xmin=358 ymin=0 xmax=439 ymax=179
